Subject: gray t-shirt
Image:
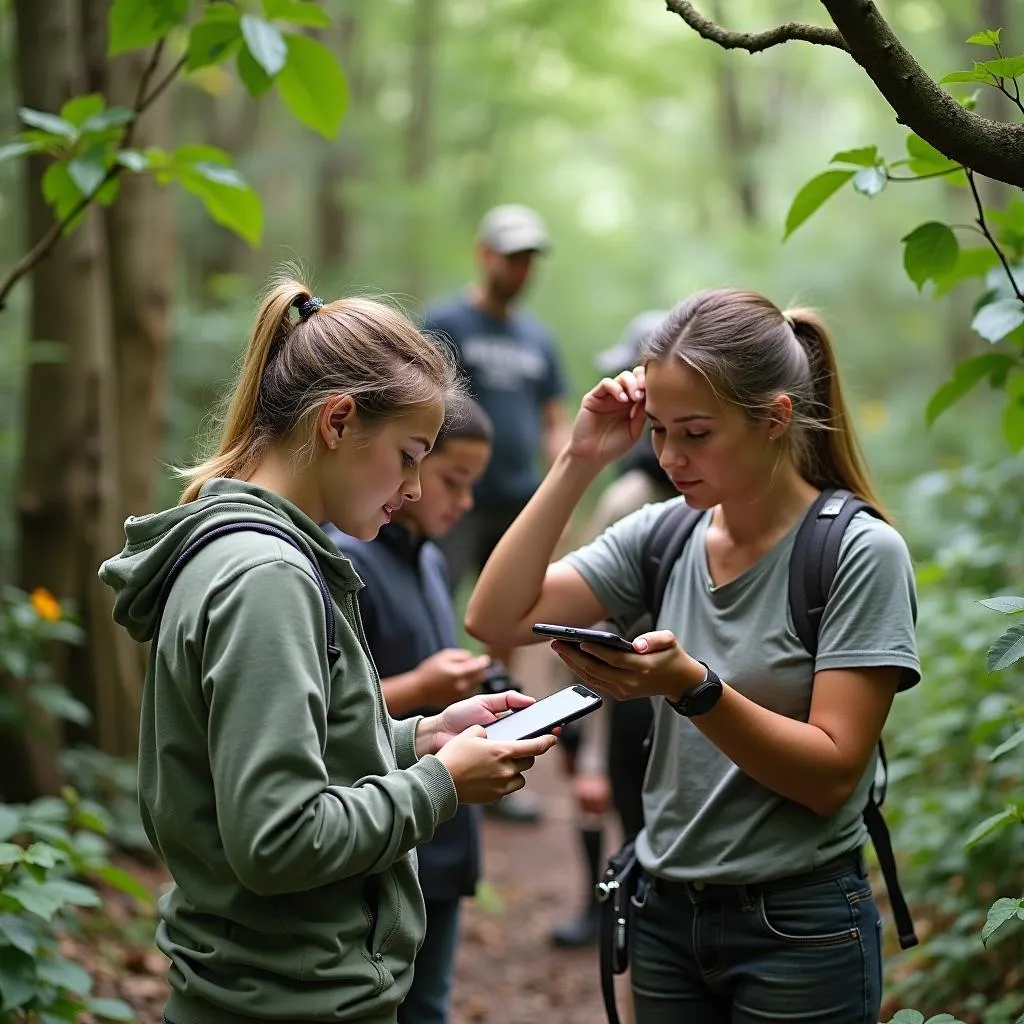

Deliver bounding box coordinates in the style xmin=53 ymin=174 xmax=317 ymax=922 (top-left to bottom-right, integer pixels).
xmin=563 ymin=497 xmax=920 ymax=884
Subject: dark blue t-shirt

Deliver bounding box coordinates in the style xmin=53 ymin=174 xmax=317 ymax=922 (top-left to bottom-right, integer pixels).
xmin=326 ymin=521 xmax=481 ymax=902
xmin=423 ymin=295 xmax=567 ymax=509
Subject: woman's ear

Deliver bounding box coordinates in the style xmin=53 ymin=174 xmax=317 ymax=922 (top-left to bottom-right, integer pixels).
xmin=767 ymin=393 xmax=794 ymax=441
xmin=318 ymin=395 xmax=356 ymax=450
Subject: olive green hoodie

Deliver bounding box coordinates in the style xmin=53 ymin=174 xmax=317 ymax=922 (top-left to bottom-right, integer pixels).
xmin=99 ymin=480 xmax=458 ymax=1024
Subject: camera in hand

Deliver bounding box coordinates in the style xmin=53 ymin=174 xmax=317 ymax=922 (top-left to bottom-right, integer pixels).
xmin=480 ymin=660 xmax=520 ymax=695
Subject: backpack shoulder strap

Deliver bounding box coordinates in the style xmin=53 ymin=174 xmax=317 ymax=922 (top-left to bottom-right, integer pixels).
xmin=788 ymin=488 xmax=881 ymax=657
xmin=156 ymin=521 xmax=341 ymax=667
xmin=640 ymin=502 xmax=703 ymax=627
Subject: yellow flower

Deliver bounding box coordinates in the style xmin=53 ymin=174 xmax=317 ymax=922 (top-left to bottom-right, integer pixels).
xmin=29 ymin=588 xmax=62 ymax=622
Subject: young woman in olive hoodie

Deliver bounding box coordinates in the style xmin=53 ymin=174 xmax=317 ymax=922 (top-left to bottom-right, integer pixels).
xmin=100 ymin=275 xmax=556 ymax=1024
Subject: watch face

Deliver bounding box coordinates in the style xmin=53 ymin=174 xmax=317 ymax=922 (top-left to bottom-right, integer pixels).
xmin=684 ymin=679 xmax=722 ymax=716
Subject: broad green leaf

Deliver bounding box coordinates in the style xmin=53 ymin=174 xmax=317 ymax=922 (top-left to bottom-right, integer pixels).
xmin=978 ymin=55 xmax=1024 ymax=79
xmin=989 ymin=623 xmax=1024 ymax=669
xmin=174 ymin=150 xmax=263 ymax=245
xmin=0 ymin=914 xmax=37 ymax=955
xmin=783 ymin=171 xmax=854 ymax=240
xmin=967 ymin=29 xmax=1001 ymax=46
xmin=22 ymin=843 xmax=65 ymax=869
xmin=80 ymin=107 xmax=135 ymax=134
xmin=972 ymin=297 xmax=1024 ymax=342
xmin=85 ymin=997 xmax=136 ymax=1021
xmin=108 ymin=0 xmax=189 ymax=55
xmin=116 ymin=149 xmax=150 ymax=173
xmin=41 ymin=163 xmax=87 ymax=231
xmin=0 ymin=842 xmax=23 ymax=866
xmin=41 ymin=998 xmax=91 ymax=1024
xmin=241 ymin=15 xmax=287 ymax=77
xmin=19 ymin=107 xmax=77 ymax=140
xmin=905 ymin=134 xmax=962 ymax=178
xmin=925 ymin=354 xmax=1016 ymax=424
xmin=888 ymin=1012 xmax=924 ymax=1024
xmin=237 ymin=45 xmax=275 ymax=97
xmin=29 ymin=682 xmax=92 ymax=726
xmin=0 ymin=806 xmax=22 ymax=842
xmin=191 ymin=162 xmax=246 ymax=189
xmin=0 ymin=945 xmax=36 ymax=1008
xmin=989 ymin=725 xmax=1024 ymax=762
xmin=0 ymin=140 xmax=39 ymax=164
xmin=1004 ymin=394 xmax=1024 ymax=451
xmin=933 ymin=246 xmax=1001 ymax=297
xmin=965 ymin=807 xmax=1018 ymax=848
xmin=187 ymin=16 xmax=243 ymax=70
xmin=980 ymin=596 xmax=1024 ymax=613
xmin=902 ymin=222 xmax=959 ymax=291
xmin=263 ymin=0 xmax=331 ymax=28
xmin=830 ymin=146 xmax=878 ymax=168
xmin=66 ymin=151 xmax=109 ymax=199
xmin=940 ymin=69 xmax=994 ymax=85
xmin=982 ymin=897 xmax=1024 ymax=945
xmin=60 ymin=94 xmax=104 ymax=127
xmin=36 ymin=956 xmax=93 ymax=995
xmin=276 ymin=33 xmax=349 ymax=139
xmin=925 ymin=1017 xmax=966 ymax=1024
xmin=94 ymin=865 xmax=152 ymax=905
xmin=852 ymin=166 xmax=886 ymax=198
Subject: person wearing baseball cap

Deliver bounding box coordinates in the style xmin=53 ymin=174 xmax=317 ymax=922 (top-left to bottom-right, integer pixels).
xmin=423 ymin=204 xmax=570 ymax=825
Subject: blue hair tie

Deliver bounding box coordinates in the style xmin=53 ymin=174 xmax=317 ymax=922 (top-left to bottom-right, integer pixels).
xmin=294 ymin=295 xmax=324 ymax=322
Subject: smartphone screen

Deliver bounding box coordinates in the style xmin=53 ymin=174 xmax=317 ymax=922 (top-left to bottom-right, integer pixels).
xmin=484 ymin=684 xmax=603 ymax=741
xmin=532 ymin=623 xmax=634 ymax=652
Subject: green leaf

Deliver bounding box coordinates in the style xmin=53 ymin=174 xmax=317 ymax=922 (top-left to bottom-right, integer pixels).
xmin=902 ymin=222 xmax=960 ymax=291
xmin=29 ymin=683 xmax=93 ymax=726
xmin=0 ymin=140 xmax=40 ymax=164
xmin=80 ymin=107 xmax=136 ymax=134
xmin=925 ymin=353 xmax=1016 ymax=424
xmin=0 ymin=806 xmax=22 ymax=842
xmin=905 ymin=134 xmax=962 ymax=178
xmin=852 ymin=166 xmax=887 ymax=198
xmin=66 ymin=150 xmax=109 ymax=199
xmin=93 ymin=866 xmax=151 ymax=905
xmin=116 ymin=149 xmax=150 ymax=173
xmin=0 ymin=842 xmax=23 ymax=866
xmin=187 ymin=16 xmax=243 ymax=70
xmin=978 ymin=55 xmax=1024 ymax=79
xmin=173 ymin=147 xmax=263 ymax=245
xmin=1004 ymin=394 xmax=1024 ymax=451
xmin=925 ymin=1017 xmax=966 ymax=1024
xmin=965 ymin=807 xmax=1018 ymax=848
xmin=830 ymin=146 xmax=879 ymax=168
xmin=22 ymin=843 xmax=66 ymax=869
xmin=967 ymin=29 xmax=1001 ymax=46
xmin=940 ymin=68 xmax=994 ymax=85
xmin=0 ymin=914 xmax=37 ymax=956
xmin=276 ymin=33 xmax=349 ymax=138
xmin=60 ymin=94 xmax=105 ymax=127
xmin=933 ymin=246 xmax=1001 ymax=297
xmin=85 ymin=997 xmax=136 ymax=1021
xmin=108 ymin=0 xmax=190 ymax=56
xmin=989 ymin=622 xmax=1024 ymax=669
xmin=982 ymin=897 xmax=1024 ymax=945
xmin=19 ymin=108 xmax=77 ymax=140
xmin=41 ymin=163 xmax=86 ymax=231
xmin=972 ymin=297 xmax=1024 ymax=342
xmin=263 ymin=0 xmax=331 ymax=27
xmin=888 ymin=1012 xmax=924 ymax=1024
xmin=237 ymin=46 xmax=275 ymax=97
xmin=980 ymin=595 xmax=1024 ymax=613
xmin=36 ymin=956 xmax=93 ymax=996
xmin=783 ymin=171 xmax=854 ymax=240
xmin=241 ymin=15 xmax=287 ymax=77
xmin=0 ymin=945 xmax=36 ymax=1009
xmin=989 ymin=725 xmax=1024 ymax=762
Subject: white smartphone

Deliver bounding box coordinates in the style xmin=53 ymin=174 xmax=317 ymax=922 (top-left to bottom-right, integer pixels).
xmin=484 ymin=684 xmax=603 ymax=742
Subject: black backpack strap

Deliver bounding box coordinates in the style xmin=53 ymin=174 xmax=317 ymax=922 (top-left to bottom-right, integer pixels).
xmin=640 ymin=502 xmax=703 ymax=627
xmin=156 ymin=521 xmax=341 ymax=667
xmin=788 ymin=490 xmax=916 ymax=949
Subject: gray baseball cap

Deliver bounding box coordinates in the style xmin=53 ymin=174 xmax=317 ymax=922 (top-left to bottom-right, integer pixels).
xmin=594 ymin=309 xmax=669 ymax=375
xmin=477 ymin=204 xmax=550 ymax=255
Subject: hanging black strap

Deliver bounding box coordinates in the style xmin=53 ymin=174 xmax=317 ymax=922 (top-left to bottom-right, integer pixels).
xmin=156 ymin=521 xmax=341 ymax=667
xmin=641 ymin=502 xmax=703 ymax=627
xmin=864 ymin=799 xmax=918 ymax=948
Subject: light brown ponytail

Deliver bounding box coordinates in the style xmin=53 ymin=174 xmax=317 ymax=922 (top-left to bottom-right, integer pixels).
xmin=784 ymin=308 xmax=888 ymax=519
xmin=178 ymin=271 xmax=461 ymax=504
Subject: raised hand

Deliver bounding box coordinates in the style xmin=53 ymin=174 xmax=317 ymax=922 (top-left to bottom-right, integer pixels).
xmin=566 ymin=366 xmax=648 ymax=467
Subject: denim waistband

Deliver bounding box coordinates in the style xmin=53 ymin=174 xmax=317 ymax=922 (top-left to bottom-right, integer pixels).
xmin=647 ymin=849 xmax=866 ymax=905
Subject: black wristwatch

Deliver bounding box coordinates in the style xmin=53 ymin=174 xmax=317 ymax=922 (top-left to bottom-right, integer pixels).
xmin=665 ymin=661 xmax=723 ymax=717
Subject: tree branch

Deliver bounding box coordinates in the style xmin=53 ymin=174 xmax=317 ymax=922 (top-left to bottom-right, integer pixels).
xmin=666 ymin=1 xmax=1024 ymax=189
xmin=0 ymin=43 xmax=186 ymax=310
xmin=966 ymin=169 xmax=1024 ymax=304
xmin=665 ymin=1 xmax=847 ymax=53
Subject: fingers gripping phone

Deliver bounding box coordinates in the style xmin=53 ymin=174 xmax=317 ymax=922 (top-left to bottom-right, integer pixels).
xmin=484 ymin=684 xmax=603 ymax=741
xmin=532 ymin=623 xmax=635 ymax=652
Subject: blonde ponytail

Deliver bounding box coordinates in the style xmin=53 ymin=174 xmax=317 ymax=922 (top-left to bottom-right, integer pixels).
xmin=178 ymin=271 xmax=461 ymax=504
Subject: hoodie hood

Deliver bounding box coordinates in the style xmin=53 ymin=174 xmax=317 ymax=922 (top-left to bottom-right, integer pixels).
xmin=99 ymin=479 xmax=360 ymax=644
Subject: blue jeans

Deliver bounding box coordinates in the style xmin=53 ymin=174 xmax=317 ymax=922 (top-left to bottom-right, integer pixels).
xmin=398 ymin=898 xmax=462 ymax=1024
xmin=630 ymin=856 xmax=883 ymax=1024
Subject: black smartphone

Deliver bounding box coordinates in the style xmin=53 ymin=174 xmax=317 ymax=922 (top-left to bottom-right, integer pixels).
xmin=532 ymin=623 xmax=635 ymax=652
xmin=484 ymin=684 xmax=603 ymax=741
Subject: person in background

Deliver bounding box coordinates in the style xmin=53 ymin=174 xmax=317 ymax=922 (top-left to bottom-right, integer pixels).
xmin=326 ymin=396 xmax=499 ymax=1024
xmin=551 ymin=311 xmax=673 ymax=950
xmin=467 ymin=288 xmax=919 ymax=1024
xmin=424 ymin=203 xmax=571 ymax=824
xmin=99 ymin=275 xmax=557 ymax=1024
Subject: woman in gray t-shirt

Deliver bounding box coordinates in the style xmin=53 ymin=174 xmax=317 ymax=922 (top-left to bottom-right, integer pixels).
xmin=466 ymin=287 xmax=919 ymax=1024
